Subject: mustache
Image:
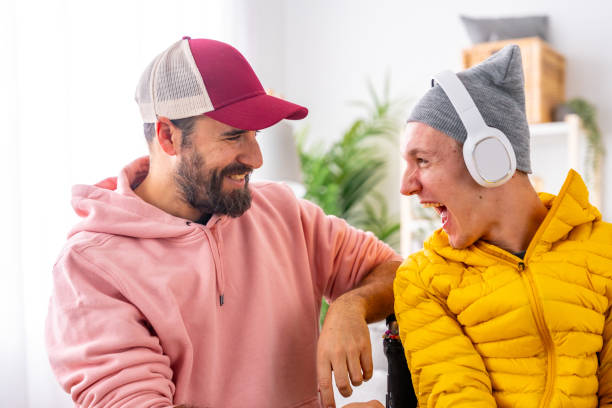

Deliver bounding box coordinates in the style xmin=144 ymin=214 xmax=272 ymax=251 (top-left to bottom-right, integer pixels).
xmin=220 ymin=163 xmax=253 ymax=178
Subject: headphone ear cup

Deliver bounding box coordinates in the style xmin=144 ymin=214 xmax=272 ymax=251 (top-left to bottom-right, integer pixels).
xmin=463 ymin=130 xmax=517 ymax=187
xmin=474 ymin=137 xmax=513 ymax=180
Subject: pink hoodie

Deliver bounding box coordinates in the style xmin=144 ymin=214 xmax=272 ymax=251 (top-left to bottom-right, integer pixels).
xmin=46 ymin=157 xmax=400 ymax=408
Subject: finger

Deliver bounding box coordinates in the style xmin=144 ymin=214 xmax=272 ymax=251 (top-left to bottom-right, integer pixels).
xmin=342 ymin=401 xmax=385 ymax=408
xmin=317 ymin=354 xmax=336 ymax=408
xmin=359 ymin=342 xmax=374 ymax=382
xmin=332 ymin=355 xmax=353 ymax=397
xmin=346 ymin=347 xmax=364 ymax=386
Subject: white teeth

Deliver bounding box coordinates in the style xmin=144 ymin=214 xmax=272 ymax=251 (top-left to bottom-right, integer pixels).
xmin=421 ymin=202 xmax=443 ymax=208
xmin=229 ymin=174 xmax=246 ymax=180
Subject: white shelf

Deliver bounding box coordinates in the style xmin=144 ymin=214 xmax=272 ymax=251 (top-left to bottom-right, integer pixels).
xmin=530 ymin=114 xmax=582 ymax=170
xmin=530 ymin=121 xmax=570 ymax=137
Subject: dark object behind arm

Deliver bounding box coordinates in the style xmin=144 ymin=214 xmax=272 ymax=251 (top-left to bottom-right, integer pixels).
xmin=384 ymin=314 xmax=418 ymax=408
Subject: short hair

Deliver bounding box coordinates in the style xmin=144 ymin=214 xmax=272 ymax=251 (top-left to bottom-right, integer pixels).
xmin=143 ymin=116 xmax=200 ymax=148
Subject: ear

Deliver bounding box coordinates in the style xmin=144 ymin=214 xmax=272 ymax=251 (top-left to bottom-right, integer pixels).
xmin=156 ymin=117 xmax=178 ymax=156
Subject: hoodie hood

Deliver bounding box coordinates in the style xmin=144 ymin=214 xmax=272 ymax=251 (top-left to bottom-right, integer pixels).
xmin=69 ymin=156 xmax=202 ymax=240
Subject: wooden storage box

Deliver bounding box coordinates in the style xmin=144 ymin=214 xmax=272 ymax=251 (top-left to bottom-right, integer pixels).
xmin=462 ymin=37 xmax=565 ymax=124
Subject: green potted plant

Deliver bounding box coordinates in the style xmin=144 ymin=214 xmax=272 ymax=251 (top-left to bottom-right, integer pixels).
xmin=297 ymin=78 xmax=402 ymax=325
xmin=556 ymin=98 xmax=605 ymax=182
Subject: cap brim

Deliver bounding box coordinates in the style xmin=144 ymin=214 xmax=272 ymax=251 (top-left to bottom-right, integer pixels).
xmin=206 ymin=94 xmax=308 ymax=131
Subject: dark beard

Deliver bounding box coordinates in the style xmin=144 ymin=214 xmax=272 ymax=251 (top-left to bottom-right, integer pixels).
xmin=174 ymin=150 xmax=252 ymax=218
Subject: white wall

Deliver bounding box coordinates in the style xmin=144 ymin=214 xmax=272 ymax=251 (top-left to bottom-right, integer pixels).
xmin=0 ymin=0 xmax=27 ymax=404
xmin=275 ymin=0 xmax=612 ymax=221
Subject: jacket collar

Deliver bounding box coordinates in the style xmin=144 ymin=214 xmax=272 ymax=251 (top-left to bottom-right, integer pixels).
xmin=426 ymin=170 xmax=600 ymax=264
xmin=536 ymin=169 xmax=600 ymax=244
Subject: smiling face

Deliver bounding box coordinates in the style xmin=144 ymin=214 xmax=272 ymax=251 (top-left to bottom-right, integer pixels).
xmin=400 ymin=122 xmax=497 ymax=249
xmin=173 ymin=116 xmax=263 ymax=218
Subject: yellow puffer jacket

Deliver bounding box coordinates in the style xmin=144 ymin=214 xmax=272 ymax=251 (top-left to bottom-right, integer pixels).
xmin=394 ymin=170 xmax=612 ymax=408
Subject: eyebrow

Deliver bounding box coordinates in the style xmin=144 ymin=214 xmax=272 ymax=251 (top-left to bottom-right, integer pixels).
xmin=404 ymin=147 xmax=435 ymax=158
xmin=221 ymin=129 xmax=249 ymax=137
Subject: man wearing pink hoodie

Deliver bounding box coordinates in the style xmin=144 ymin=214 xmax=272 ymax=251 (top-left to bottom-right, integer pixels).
xmin=45 ymin=37 xmax=401 ymax=408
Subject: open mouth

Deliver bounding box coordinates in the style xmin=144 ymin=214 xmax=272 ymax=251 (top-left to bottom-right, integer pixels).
xmin=224 ymin=172 xmax=251 ymax=188
xmin=228 ymin=173 xmax=248 ymax=181
xmin=421 ymin=202 xmax=449 ymax=229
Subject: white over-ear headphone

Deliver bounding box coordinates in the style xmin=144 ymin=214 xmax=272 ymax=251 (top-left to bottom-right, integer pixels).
xmin=432 ymin=70 xmax=516 ymax=187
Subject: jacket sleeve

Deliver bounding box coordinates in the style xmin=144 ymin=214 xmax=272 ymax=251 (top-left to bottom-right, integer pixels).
xmin=598 ymin=307 xmax=612 ymax=406
xmin=298 ymin=198 xmax=401 ymax=302
xmin=394 ymin=254 xmax=496 ymax=408
xmin=46 ymin=248 xmax=176 ymax=408
xmin=595 ymin=222 xmax=612 ymax=406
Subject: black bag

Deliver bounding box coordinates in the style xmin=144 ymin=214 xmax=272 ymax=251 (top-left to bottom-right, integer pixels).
xmin=383 ymin=314 xmax=418 ymax=408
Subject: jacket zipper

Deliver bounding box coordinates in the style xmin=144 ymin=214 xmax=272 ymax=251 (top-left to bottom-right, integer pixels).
xmin=517 ymin=261 xmax=556 ymax=408
xmin=475 ymin=244 xmax=556 ymax=406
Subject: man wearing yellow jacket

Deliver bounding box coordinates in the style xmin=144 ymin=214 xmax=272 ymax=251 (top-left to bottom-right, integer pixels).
xmin=395 ymin=44 xmax=612 ymax=407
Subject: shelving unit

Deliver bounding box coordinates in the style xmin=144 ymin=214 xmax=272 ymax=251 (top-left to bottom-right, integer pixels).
xmin=530 ymin=114 xmax=602 ymax=208
xmin=399 ymin=114 xmax=602 ymax=257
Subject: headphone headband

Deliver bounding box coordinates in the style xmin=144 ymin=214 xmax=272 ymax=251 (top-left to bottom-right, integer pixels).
xmin=430 ymin=70 xmax=517 ymax=187
xmin=431 ymin=70 xmax=488 ymax=136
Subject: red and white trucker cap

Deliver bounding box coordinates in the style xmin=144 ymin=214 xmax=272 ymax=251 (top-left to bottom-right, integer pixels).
xmin=135 ymin=36 xmax=308 ymax=130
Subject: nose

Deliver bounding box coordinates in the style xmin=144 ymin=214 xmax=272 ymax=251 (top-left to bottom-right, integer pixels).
xmin=400 ymin=165 xmax=421 ymax=196
xmin=238 ymin=131 xmax=263 ymax=170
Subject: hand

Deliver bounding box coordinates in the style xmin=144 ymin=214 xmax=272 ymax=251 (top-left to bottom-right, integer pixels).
xmin=342 ymin=401 xmax=384 ymax=408
xmin=317 ymin=295 xmax=373 ymax=408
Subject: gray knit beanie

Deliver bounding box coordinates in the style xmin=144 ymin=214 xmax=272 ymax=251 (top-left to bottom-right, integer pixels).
xmin=407 ymin=44 xmax=531 ymax=173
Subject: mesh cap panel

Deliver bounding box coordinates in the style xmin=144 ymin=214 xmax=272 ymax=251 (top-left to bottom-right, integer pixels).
xmin=135 ymin=39 xmax=214 ymax=123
